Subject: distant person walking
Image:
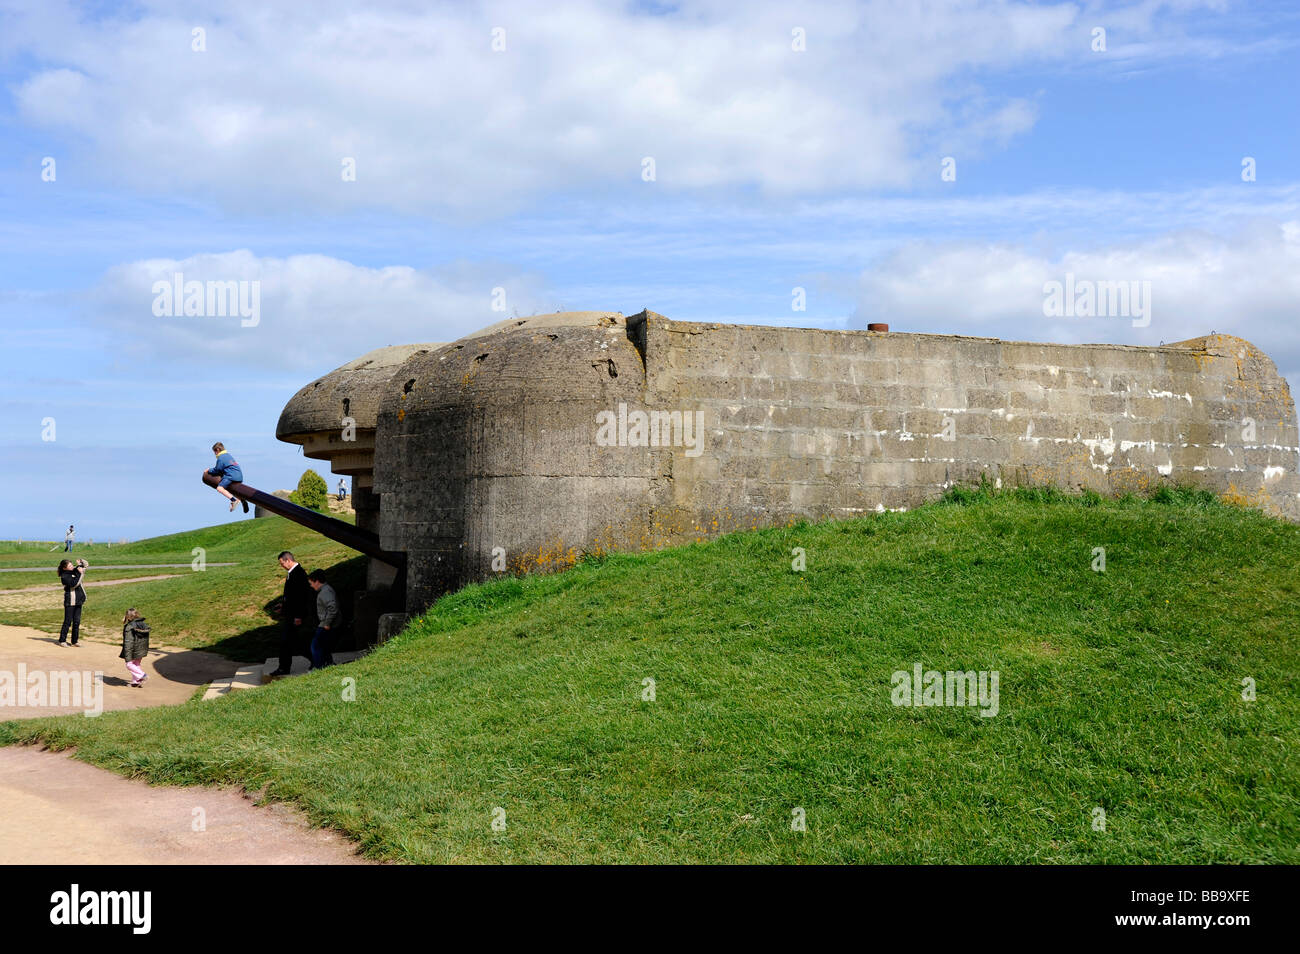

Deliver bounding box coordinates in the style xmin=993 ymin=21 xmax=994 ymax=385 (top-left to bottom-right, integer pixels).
xmin=57 ymin=558 xmax=87 ymax=646
xmin=307 ymin=570 xmax=339 ymax=669
xmin=120 ymin=608 xmax=151 ymax=687
xmin=337 ymin=479 xmax=346 ymax=501
xmin=206 ymin=442 xmax=250 ymax=513
xmin=64 ymin=526 xmax=74 ymax=551
xmin=268 ymin=551 xmax=314 ymax=678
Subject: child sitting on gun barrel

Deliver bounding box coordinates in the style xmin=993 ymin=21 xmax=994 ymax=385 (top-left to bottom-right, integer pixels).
xmin=207 ymin=442 xmax=249 ymax=513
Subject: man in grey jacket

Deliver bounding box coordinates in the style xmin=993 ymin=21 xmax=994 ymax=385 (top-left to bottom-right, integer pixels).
xmin=307 ymin=569 xmax=339 ymax=669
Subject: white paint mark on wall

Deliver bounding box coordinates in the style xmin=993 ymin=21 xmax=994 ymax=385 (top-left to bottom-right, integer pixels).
xmin=1081 ymin=433 xmax=1116 ymax=473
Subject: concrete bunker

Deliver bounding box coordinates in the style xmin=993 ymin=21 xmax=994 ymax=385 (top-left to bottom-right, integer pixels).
xmin=273 ymin=310 xmax=1300 ymax=639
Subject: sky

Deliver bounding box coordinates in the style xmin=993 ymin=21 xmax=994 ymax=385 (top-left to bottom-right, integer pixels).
xmin=1 ymin=0 xmax=1297 ymax=540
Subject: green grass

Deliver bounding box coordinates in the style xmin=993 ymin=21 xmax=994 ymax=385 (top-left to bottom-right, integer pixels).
xmin=3 ymin=487 xmax=1297 ymax=863
xmin=0 ymin=516 xmax=362 ymax=660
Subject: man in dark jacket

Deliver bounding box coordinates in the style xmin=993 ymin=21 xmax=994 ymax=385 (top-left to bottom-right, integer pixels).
xmin=268 ymin=550 xmax=315 ymax=677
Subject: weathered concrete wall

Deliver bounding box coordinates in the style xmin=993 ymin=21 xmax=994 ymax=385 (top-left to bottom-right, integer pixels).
xmin=357 ymin=310 xmax=1299 ymax=614
xmin=278 ymin=343 xmax=440 ymax=592
xmin=373 ymin=312 xmax=657 ymax=610
xmin=646 ymin=317 xmax=1300 ymax=528
xmin=277 ymin=343 xmax=443 ymax=492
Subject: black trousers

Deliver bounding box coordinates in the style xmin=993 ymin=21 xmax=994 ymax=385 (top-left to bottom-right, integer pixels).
xmin=59 ymin=603 xmax=82 ymax=643
xmin=278 ymin=618 xmax=312 ymax=672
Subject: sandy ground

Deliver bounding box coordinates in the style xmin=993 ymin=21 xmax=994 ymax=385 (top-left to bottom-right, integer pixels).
xmin=2 ymin=575 xmax=183 ymax=590
xmin=0 ymin=624 xmax=236 ymax=717
xmin=0 ymin=747 xmax=373 ymax=864
xmin=0 ymin=576 xmax=182 ymax=611
xmin=1 ymin=624 xmax=374 ymax=864
xmin=0 ymin=563 xmax=238 ymax=572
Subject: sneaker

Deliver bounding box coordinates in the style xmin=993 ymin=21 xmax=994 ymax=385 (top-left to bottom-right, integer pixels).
xmin=130 ymin=681 xmax=141 ymax=688
xmin=242 ymin=500 xmax=250 ymax=513
xmin=229 ymin=497 xmax=237 ymax=512
xmin=266 ymin=669 xmax=290 ymax=678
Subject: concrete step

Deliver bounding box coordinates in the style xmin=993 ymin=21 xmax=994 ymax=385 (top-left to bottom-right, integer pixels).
xmin=201 ymin=682 xmax=230 ymax=701
xmin=229 ymin=667 xmax=264 ymax=690
xmin=262 ymin=656 xmax=312 ymax=681
xmin=261 ymin=651 xmax=365 ymax=683
xmin=202 ymin=664 xmax=273 ymax=701
xmin=203 ymin=651 xmax=368 ymax=697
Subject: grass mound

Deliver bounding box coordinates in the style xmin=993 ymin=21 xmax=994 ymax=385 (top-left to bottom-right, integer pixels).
xmin=3 ymin=490 xmax=1297 ymax=863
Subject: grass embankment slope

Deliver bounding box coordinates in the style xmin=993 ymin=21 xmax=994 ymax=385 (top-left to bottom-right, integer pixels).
xmin=0 ymin=518 xmax=362 ymax=659
xmin=3 ymin=488 xmax=1297 ymax=863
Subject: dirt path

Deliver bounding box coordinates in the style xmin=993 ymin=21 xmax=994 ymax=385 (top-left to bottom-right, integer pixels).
xmin=0 ymin=564 xmax=238 ymax=572
xmin=2 ymin=575 xmax=184 ymax=590
xmin=0 ymin=572 xmax=181 ymax=594
xmin=0 ymin=747 xmax=372 ymax=864
xmin=0 ymin=576 xmax=187 ymax=612
xmin=0 ymin=624 xmax=236 ymax=717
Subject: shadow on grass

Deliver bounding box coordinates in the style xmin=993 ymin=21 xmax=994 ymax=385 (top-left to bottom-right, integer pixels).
xmin=194 ymin=555 xmax=370 ymax=662
xmin=148 ymin=646 xmax=240 ymax=684
xmin=197 ymin=621 xmax=285 ymax=663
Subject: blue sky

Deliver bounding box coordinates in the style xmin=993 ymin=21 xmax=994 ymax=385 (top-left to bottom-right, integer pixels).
xmin=1 ymin=0 xmax=1297 ymax=540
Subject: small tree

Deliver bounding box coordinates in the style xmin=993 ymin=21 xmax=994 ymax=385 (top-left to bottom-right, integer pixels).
xmin=291 ymin=469 xmax=329 ymax=511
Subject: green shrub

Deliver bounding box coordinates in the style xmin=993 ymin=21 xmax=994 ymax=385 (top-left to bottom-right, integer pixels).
xmin=290 ymin=469 xmax=329 ymax=511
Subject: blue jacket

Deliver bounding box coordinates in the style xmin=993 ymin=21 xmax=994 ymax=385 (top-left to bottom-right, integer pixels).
xmin=209 ymin=451 xmax=243 ymax=482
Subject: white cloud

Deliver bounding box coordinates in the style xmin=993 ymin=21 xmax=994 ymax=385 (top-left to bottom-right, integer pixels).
xmin=91 ymin=250 xmax=554 ymax=370
xmin=2 ymin=0 xmax=1098 ymax=213
xmin=854 ymin=219 xmax=1300 ymax=384
xmin=84 ymin=215 xmax=1300 ymax=391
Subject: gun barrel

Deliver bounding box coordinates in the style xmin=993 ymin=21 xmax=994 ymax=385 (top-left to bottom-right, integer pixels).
xmin=202 ymin=472 xmax=404 ymax=568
